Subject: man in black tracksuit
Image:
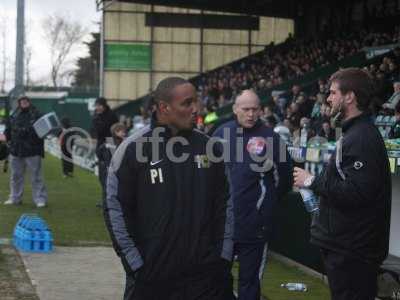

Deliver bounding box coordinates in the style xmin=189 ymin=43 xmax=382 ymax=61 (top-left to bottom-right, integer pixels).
xmin=104 ymin=77 xmax=234 ymax=300
xmin=294 ymin=68 xmax=391 ymax=300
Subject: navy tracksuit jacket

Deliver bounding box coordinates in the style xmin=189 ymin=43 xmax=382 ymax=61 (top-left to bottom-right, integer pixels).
xmin=213 ymin=120 xmax=291 ymax=243
xmin=213 ymin=119 xmax=291 ymax=300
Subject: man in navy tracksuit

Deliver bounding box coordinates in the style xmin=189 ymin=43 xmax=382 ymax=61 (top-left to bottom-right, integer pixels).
xmin=213 ymin=90 xmax=291 ymax=300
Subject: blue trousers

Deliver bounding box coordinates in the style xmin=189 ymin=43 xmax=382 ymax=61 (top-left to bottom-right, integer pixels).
xmin=235 ymin=242 xmax=268 ymax=300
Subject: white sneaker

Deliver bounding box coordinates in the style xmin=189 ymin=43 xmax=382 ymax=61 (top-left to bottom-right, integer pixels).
xmin=36 ymin=202 xmax=46 ymax=208
xmin=4 ymin=199 xmax=21 ymax=205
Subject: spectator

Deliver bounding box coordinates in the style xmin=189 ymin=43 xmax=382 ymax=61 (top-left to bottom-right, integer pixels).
xmin=310 ymin=93 xmax=325 ymax=119
xmin=3 ymin=96 xmax=47 ymax=208
xmin=288 ymin=84 xmax=302 ymax=104
xmin=296 ymin=92 xmax=313 ymax=117
xmin=389 ymin=101 xmax=400 ymax=138
xmin=59 ymin=117 xmax=74 ymax=178
xmin=287 ymin=102 xmax=301 ymax=129
xmin=382 ymin=81 xmax=400 ymax=111
xmin=318 ymin=120 xmax=336 ymax=142
xmin=261 ymin=105 xmax=280 ymax=125
xmin=213 ymin=90 xmax=291 ymax=300
xmin=265 ymin=115 xmax=278 ymax=128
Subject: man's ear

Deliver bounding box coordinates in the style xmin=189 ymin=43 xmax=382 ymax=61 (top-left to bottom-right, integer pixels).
xmin=158 ymin=101 xmax=169 ymax=114
xmin=345 ymin=91 xmax=355 ymax=104
xmin=232 ymin=104 xmax=237 ymax=115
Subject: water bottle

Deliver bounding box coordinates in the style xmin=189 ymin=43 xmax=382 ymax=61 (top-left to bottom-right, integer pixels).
xmin=299 ymin=188 xmax=319 ymax=213
xmin=300 ymin=123 xmax=308 ymax=147
xmin=43 ymin=230 xmax=53 ymax=252
xmin=281 ymin=282 xmax=307 ymax=292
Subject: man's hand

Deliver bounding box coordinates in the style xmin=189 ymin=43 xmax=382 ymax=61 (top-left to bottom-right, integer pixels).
xmin=0 ymin=134 xmax=6 ymax=142
xmin=293 ymin=167 xmax=312 ymax=188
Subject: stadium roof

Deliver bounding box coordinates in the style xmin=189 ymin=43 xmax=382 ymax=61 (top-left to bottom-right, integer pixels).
xmin=97 ymin=0 xmax=305 ymax=18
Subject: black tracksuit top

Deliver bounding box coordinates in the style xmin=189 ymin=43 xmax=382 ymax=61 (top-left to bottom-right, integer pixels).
xmin=104 ymin=121 xmax=234 ymax=283
xmin=310 ymin=113 xmax=391 ymax=265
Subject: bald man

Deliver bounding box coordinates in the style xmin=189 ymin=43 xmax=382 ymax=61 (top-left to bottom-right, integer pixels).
xmin=213 ymin=90 xmax=291 ymax=300
xmin=382 ymin=81 xmax=400 ymax=111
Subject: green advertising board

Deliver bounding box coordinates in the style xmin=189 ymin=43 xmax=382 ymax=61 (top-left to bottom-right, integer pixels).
xmin=105 ymin=43 xmax=151 ymax=71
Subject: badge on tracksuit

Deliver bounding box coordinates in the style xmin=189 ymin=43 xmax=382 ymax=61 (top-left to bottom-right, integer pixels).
xmin=246 ymin=137 xmax=266 ymax=155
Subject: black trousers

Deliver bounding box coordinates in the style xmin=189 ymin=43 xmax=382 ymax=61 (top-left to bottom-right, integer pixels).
xmin=321 ymin=248 xmax=379 ymax=300
xmin=98 ymin=162 xmax=107 ymax=201
xmin=123 ymin=261 xmax=233 ymax=300
xmin=61 ymin=150 xmax=73 ymax=175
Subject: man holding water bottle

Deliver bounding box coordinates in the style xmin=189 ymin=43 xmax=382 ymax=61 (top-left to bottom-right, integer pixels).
xmin=293 ymin=68 xmax=391 ymax=300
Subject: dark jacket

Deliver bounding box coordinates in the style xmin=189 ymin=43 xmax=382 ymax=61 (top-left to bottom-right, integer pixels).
xmin=5 ymin=106 xmax=44 ymax=157
xmin=213 ymin=120 xmax=292 ymax=242
xmin=96 ymin=141 xmax=116 ymax=183
xmin=318 ymin=127 xmax=336 ymax=142
xmin=104 ymin=120 xmax=233 ymax=283
xmin=91 ymin=107 xmax=118 ymax=148
xmin=97 ymin=138 xmax=121 ymax=200
xmin=60 ymin=129 xmax=75 ymax=159
xmin=389 ymin=119 xmax=400 ymax=139
xmin=310 ymin=113 xmax=391 ymax=265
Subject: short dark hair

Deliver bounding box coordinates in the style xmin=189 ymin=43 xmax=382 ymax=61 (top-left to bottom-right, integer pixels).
xmin=153 ymin=77 xmax=189 ymax=105
xmin=17 ymin=96 xmax=30 ymax=103
xmin=60 ymin=117 xmax=71 ymax=128
xmin=329 ymin=68 xmax=375 ymax=111
xmin=95 ymin=97 xmax=108 ymax=107
xmin=111 ymin=122 xmax=126 ymax=135
xmin=265 ymin=116 xmax=277 ymax=127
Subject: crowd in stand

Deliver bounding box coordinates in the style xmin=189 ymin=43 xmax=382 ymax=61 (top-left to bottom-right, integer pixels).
xmin=253 ymin=48 xmax=400 ymax=146
xmin=127 ymin=27 xmax=400 ymax=144
xmin=194 ymin=27 xmax=400 ymax=115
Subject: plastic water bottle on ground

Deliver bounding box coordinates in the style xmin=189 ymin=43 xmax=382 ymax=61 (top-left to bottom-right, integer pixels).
xmin=281 ymin=282 xmax=307 ymax=291
xmin=299 ymin=188 xmax=319 ymax=213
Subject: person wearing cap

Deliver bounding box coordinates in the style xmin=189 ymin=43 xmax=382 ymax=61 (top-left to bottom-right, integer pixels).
xmin=3 ymin=96 xmax=48 ymax=208
xmin=294 ymin=68 xmax=391 ymax=300
xmin=91 ymin=97 xmax=118 ymax=206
